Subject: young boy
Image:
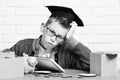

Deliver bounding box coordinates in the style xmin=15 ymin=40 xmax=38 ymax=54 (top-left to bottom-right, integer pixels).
xmin=2 ymin=6 xmax=91 ymax=74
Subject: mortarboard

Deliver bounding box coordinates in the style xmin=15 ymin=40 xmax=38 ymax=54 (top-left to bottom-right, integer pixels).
xmin=46 ymin=6 xmax=84 ymax=27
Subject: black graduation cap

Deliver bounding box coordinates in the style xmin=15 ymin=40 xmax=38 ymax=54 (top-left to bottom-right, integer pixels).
xmin=46 ymin=6 xmax=84 ymax=27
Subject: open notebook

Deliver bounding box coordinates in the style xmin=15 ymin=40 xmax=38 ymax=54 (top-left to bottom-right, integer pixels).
xmin=34 ymin=57 xmax=65 ymax=73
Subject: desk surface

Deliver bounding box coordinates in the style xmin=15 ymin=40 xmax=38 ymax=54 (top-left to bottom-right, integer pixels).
xmin=1 ymin=69 xmax=120 ymax=80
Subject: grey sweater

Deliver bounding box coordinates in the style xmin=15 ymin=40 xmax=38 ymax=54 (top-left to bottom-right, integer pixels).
xmin=3 ymin=37 xmax=91 ymax=71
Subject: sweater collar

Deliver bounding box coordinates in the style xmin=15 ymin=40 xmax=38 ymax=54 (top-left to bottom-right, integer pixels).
xmin=32 ymin=36 xmax=52 ymax=57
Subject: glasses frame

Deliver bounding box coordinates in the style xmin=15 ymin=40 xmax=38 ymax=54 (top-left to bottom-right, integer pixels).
xmin=46 ymin=27 xmax=66 ymax=42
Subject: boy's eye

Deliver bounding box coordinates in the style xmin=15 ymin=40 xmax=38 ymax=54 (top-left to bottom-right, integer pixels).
xmin=46 ymin=27 xmax=65 ymax=41
xmin=57 ymin=35 xmax=64 ymax=39
xmin=47 ymin=27 xmax=55 ymax=35
xmin=49 ymin=29 xmax=55 ymax=35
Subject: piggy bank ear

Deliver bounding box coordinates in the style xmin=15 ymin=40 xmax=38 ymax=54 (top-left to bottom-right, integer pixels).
xmin=66 ymin=21 xmax=77 ymax=39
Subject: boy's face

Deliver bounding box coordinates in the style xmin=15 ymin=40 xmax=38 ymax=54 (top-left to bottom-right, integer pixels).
xmin=41 ymin=22 xmax=69 ymax=49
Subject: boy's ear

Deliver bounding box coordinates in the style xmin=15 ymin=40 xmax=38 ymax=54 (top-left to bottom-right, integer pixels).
xmin=40 ymin=23 xmax=45 ymax=32
xmin=66 ymin=21 xmax=77 ymax=39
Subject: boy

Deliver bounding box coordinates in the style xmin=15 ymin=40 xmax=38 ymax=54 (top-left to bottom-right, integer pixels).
xmin=3 ymin=6 xmax=91 ymax=74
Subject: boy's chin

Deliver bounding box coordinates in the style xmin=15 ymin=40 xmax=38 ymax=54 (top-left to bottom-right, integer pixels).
xmin=46 ymin=45 xmax=56 ymax=50
xmin=46 ymin=46 xmax=54 ymax=50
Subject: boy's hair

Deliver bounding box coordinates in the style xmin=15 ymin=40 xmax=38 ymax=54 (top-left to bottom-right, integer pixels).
xmin=45 ymin=16 xmax=71 ymax=29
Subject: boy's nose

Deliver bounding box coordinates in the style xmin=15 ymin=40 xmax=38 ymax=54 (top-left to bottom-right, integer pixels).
xmin=50 ymin=36 xmax=56 ymax=42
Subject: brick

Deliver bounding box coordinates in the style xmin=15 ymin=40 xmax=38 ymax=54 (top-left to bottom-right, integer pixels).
xmin=41 ymin=16 xmax=51 ymax=24
xmin=117 ymin=54 xmax=120 ymax=69
xmin=82 ymin=0 xmax=119 ymax=7
xmin=0 ymin=42 xmax=16 ymax=51
xmin=3 ymin=34 xmax=22 ymax=43
xmin=93 ymin=7 xmax=120 ymax=16
xmin=0 ymin=0 xmax=6 ymax=7
xmin=27 ymin=0 xmax=44 ymax=7
xmin=0 ymin=25 xmax=15 ymax=34
xmin=117 ymin=54 xmax=120 ymax=62
xmin=74 ymin=34 xmax=120 ymax=43
xmin=92 ymin=43 xmax=120 ymax=52
xmin=43 ymin=0 xmax=82 ymax=7
xmin=73 ymin=34 xmax=92 ymax=43
xmin=15 ymin=7 xmax=50 ymax=16
xmin=6 ymin=0 xmax=26 ymax=7
xmin=74 ymin=27 xmax=93 ymax=35
xmin=16 ymin=25 xmax=41 ymax=34
xmin=74 ymin=7 xmax=92 ymax=16
xmin=92 ymin=35 xmax=120 ymax=43
xmin=4 ymin=16 xmax=42 ymax=25
xmin=0 ymin=17 xmax=3 ymax=24
xmin=6 ymin=0 xmax=44 ymax=7
xmin=82 ymin=16 xmax=120 ymax=25
xmin=0 ymin=35 xmax=2 ymax=43
xmin=93 ymin=25 xmax=120 ymax=34
xmin=3 ymin=34 xmax=40 ymax=43
xmin=0 ymin=8 xmax=15 ymax=16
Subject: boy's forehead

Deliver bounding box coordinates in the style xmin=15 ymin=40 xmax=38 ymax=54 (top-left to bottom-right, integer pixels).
xmin=48 ymin=22 xmax=69 ymax=36
xmin=48 ymin=21 xmax=67 ymax=29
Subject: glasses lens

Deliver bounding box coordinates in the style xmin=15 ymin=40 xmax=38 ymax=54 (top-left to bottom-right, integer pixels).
xmin=47 ymin=28 xmax=54 ymax=36
xmin=47 ymin=27 xmax=65 ymax=42
xmin=56 ymin=37 xmax=64 ymax=42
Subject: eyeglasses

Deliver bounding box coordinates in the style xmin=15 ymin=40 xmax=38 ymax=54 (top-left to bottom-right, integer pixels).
xmin=46 ymin=27 xmax=65 ymax=42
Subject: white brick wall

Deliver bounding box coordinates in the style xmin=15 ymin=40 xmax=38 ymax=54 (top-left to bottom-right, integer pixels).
xmin=4 ymin=16 xmax=42 ymax=25
xmin=3 ymin=34 xmax=40 ymax=43
xmin=82 ymin=0 xmax=120 ymax=7
xmin=16 ymin=25 xmax=41 ymax=34
xmin=0 ymin=18 xmax=3 ymax=24
xmin=6 ymin=0 xmax=44 ymax=7
xmin=82 ymin=16 xmax=120 ymax=25
xmin=0 ymin=8 xmax=15 ymax=16
xmin=0 ymin=0 xmax=120 ymax=69
xmin=15 ymin=8 xmax=49 ymax=16
xmin=93 ymin=7 xmax=120 ymax=16
xmin=0 ymin=35 xmax=2 ymax=43
xmin=93 ymin=25 xmax=120 ymax=34
xmin=0 ymin=0 xmax=6 ymax=7
xmin=43 ymin=0 xmax=82 ymax=7
xmin=0 ymin=25 xmax=15 ymax=35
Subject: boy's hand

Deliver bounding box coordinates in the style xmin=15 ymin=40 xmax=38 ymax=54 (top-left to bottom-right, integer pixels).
xmin=66 ymin=21 xmax=77 ymax=39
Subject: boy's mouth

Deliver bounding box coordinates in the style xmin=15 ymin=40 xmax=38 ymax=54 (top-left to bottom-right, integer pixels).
xmin=47 ymin=42 xmax=54 ymax=47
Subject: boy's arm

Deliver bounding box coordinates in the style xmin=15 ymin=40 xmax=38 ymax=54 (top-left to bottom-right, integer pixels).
xmin=2 ymin=39 xmax=34 ymax=56
xmin=66 ymin=36 xmax=79 ymax=48
xmin=73 ymin=43 xmax=91 ymax=71
xmin=2 ymin=42 xmax=18 ymax=54
xmin=67 ymin=36 xmax=91 ymax=59
xmin=67 ymin=36 xmax=91 ymax=71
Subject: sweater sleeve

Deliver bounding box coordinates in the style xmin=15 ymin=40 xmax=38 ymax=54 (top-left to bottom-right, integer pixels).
xmin=66 ymin=36 xmax=91 ymax=71
xmin=73 ymin=43 xmax=91 ymax=71
xmin=2 ymin=39 xmax=34 ymax=56
xmin=58 ymin=39 xmax=91 ymax=71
